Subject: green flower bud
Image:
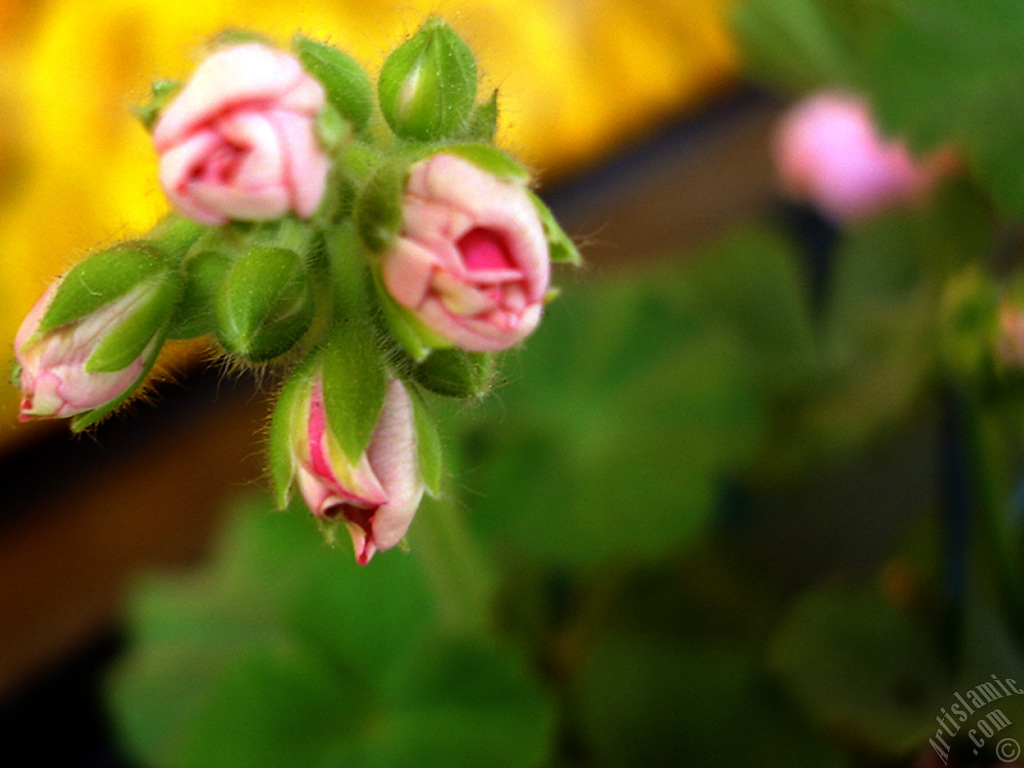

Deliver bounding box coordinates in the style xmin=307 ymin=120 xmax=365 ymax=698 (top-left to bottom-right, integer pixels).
xmin=215 ymin=246 xmax=315 ymax=362
xmin=293 ymin=35 xmax=374 ymax=134
xmin=169 ymin=250 xmax=232 ymax=339
xmin=409 ymin=348 xmax=495 ymax=399
xmin=378 ymin=17 xmax=477 ymax=142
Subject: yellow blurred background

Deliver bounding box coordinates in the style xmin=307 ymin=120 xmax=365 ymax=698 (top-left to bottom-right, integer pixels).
xmin=0 ymin=0 xmax=738 ymax=437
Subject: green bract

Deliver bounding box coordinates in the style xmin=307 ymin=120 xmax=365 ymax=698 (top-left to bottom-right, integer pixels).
xmin=378 ymin=17 xmax=478 ymax=142
xmin=215 ymin=246 xmax=315 ymax=362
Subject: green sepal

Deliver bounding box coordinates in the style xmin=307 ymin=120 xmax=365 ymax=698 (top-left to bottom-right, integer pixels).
xmin=409 ymin=142 xmax=530 ymax=183
xmin=370 ymin=264 xmax=450 ymax=362
xmin=167 ymin=250 xmax=232 ymax=339
xmin=378 ymin=16 xmax=478 ymax=142
xmin=134 ymin=80 xmax=182 ymax=132
xmin=267 ymin=358 xmax=315 ymax=509
xmin=146 ymin=215 xmax=206 ymax=263
xmin=215 ymin=246 xmax=315 ymax=362
xmin=9 ymin=359 xmax=22 ymax=389
xmin=463 ymin=90 xmax=498 ymax=141
xmin=528 ymin=190 xmax=581 ymax=266
xmin=410 ymin=387 xmax=443 ymax=497
xmin=320 ymin=322 xmax=388 ymax=462
xmin=35 ymin=243 xmax=173 ymax=339
xmin=293 ymin=35 xmax=374 ymax=133
xmin=409 ymin=348 xmax=495 ymax=399
xmin=84 ymin=276 xmax=182 ymax=373
xmin=355 ymin=162 xmax=406 ymax=254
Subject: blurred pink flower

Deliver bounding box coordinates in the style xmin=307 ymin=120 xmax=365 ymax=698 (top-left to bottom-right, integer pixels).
xmin=381 ymin=153 xmax=550 ymax=352
xmin=15 ymin=280 xmax=154 ymax=421
xmin=293 ymin=377 xmax=424 ymax=565
xmin=153 ymin=43 xmax=330 ymax=226
xmin=774 ymin=92 xmax=953 ymax=223
xmin=997 ymin=306 xmax=1024 ymax=368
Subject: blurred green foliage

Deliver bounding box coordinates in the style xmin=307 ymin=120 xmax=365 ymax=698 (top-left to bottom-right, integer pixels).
xmin=108 ymin=2 xmax=1024 ymax=765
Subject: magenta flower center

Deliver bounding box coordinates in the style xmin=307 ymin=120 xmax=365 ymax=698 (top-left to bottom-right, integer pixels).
xmin=200 ymin=141 xmax=247 ymax=184
xmin=457 ymin=228 xmax=515 ymax=273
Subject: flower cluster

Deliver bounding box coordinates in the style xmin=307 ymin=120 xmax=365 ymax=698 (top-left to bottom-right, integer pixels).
xmin=13 ymin=20 xmax=579 ymax=563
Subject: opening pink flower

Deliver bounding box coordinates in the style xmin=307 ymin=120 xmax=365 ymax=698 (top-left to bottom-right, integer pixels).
xmin=292 ymin=377 xmax=424 ymax=565
xmin=380 ymin=153 xmax=551 ymax=352
xmin=774 ymin=92 xmax=955 ymax=223
xmin=153 ymin=43 xmax=330 ymax=226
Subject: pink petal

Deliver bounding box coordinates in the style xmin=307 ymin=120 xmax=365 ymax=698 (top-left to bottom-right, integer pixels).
xmin=153 ymin=44 xmax=308 ymax=149
xmin=267 ymin=110 xmax=330 ymax=218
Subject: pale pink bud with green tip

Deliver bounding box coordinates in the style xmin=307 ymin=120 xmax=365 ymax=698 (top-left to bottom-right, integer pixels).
xmin=380 ymin=153 xmax=550 ymax=352
xmin=774 ymin=92 xmax=954 ymax=223
xmin=294 ymin=377 xmax=424 ymax=565
xmin=15 ymin=281 xmax=158 ymax=421
xmin=153 ymin=43 xmax=330 ymax=226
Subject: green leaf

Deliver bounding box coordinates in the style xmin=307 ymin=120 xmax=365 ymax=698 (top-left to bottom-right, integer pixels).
xmin=372 ymin=636 xmax=555 ymax=768
xmin=768 ymin=584 xmax=950 ymax=755
xmin=293 ymin=35 xmax=375 ymax=132
xmin=454 ymin=267 xmax=763 ymax=567
xmin=108 ymin=498 xmax=554 ymax=768
xmin=575 ymin=636 xmax=849 ymax=768
xmin=378 ymin=17 xmax=478 ymax=142
xmin=108 ymin=500 xmax=443 ymax=768
xmin=732 ymin=0 xmax=858 ymax=91
xmin=768 ymin=212 xmax=941 ymax=467
xmin=862 ymin=0 xmax=1024 ymax=215
xmin=320 ymin=322 xmax=387 ymax=462
xmin=528 ymin=190 xmax=581 ymax=266
xmin=689 ymin=224 xmax=817 ymax=396
xmin=410 ymin=388 xmax=443 ymax=497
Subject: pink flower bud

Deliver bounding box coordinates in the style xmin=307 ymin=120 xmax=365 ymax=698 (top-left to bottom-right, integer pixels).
xmin=292 ymin=377 xmax=424 ymax=565
xmin=380 ymin=153 xmax=551 ymax=352
xmin=15 ymin=281 xmax=159 ymax=421
xmin=774 ymin=92 xmax=953 ymax=223
xmin=153 ymin=43 xmax=331 ymax=226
